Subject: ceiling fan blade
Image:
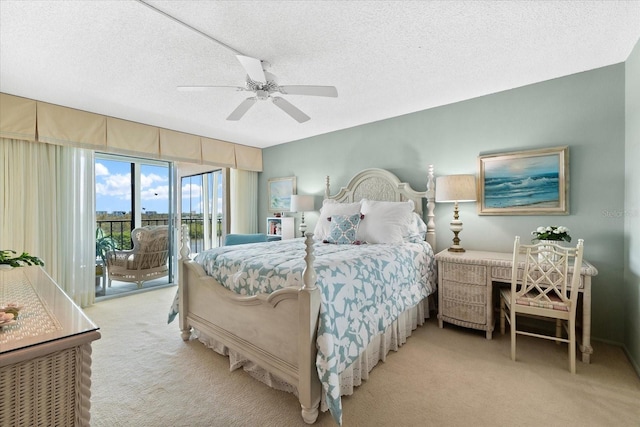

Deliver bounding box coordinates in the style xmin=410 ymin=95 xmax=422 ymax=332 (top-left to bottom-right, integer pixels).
xmin=227 ymin=97 xmax=258 ymax=121
xmin=236 ymin=55 xmax=266 ymax=83
xmin=278 ymin=85 xmax=338 ymax=97
xmin=178 ymin=85 xmax=245 ymax=92
xmin=271 ymin=97 xmax=310 ymax=123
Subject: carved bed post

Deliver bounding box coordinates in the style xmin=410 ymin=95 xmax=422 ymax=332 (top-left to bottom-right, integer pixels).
xmin=180 ymin=223 xmax=191 ymax=260
xmin=324 ymin=175 xmax=330 ymax=200
xmin=298 ymin=233 xmax=322 ymax=424
xmin=179 ymin=224 xmax=191 ymax=341
xmin=425 ymin=165 xmax=436 ymax=249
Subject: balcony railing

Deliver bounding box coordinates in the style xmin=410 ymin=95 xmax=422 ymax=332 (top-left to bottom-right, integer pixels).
xmin=96 ymin=217 xmax=211 ymax=253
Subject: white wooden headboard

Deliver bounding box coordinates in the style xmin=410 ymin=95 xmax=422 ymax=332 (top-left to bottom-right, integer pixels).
xmin=324 ymin=166 xmax=436 ymax=248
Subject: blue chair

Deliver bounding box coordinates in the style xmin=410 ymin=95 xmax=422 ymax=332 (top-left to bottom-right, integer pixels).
xmin=224 ymin=233 xmax=268 ymax=246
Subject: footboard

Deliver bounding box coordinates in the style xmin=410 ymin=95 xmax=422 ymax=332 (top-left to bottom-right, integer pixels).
xmin=178 ymin=233 xmax=322 ymax=424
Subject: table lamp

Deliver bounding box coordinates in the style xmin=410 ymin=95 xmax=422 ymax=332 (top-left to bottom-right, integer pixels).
xmin=290 ymin=194 xmax=314 ymax=237
xmin=435 ymin=174 xmax=477 ymax=252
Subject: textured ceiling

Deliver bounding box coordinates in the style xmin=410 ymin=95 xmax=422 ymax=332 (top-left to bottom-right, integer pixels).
xmin=1 ymin=1 xmax=639 ymax=149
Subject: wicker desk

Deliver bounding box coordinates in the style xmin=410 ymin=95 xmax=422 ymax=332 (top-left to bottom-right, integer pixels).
xmin=0 ymin=266 xmax=101 ymax=426
xmin=435 ymin=250 xmax=598 ymax=362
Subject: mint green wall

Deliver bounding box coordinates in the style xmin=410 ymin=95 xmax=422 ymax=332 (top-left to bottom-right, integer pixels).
xmin=260 ymin=64 xmax=626 ymax=344
xmin=625 ymin=38 xmax=640 ymax=373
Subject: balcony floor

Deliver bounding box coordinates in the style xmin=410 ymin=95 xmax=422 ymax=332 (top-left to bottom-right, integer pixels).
xmin=95 ymin=274 xmax=175 ymax=302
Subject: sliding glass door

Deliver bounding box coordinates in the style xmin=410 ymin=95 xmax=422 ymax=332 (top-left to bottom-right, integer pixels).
xmin=95 ymin=154 xmax=175 ymax=294
xmin=181 ymin=169 xmax=225 ymax=254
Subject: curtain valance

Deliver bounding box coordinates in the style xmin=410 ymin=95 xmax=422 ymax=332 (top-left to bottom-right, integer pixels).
xmin=0 ymin=93 xmax=263 ymax=171
xmin=37 ymin=101 xmax=106 ymax=148
xmin=201 ymin=137 xmax=236 ymax=168
xmin=0 ymin=94 xmax=36 ymax=140
xmin=106 ymin=117 xmax=160 ymax=158
xmin=235 ymin=144 xmax=263 ymax=172
xmin=159 ymin=128 xmax=201 ymax=163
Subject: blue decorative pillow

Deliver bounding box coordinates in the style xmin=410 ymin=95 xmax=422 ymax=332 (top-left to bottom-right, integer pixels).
xmin=325 ymin=214 xmax=363 ymax=245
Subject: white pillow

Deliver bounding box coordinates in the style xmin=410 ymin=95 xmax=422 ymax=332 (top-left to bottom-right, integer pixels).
xmin=358 ymin=199 xmax=415 ymax=244
xmin=313 ymin=199 xmax=362 ymax=241
xmin=405 ymin=212 xmax=428 ymax=242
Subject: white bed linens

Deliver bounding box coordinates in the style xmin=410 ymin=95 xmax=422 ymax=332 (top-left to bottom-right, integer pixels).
xmin=193 ymin=237 xmax=437 ymax=425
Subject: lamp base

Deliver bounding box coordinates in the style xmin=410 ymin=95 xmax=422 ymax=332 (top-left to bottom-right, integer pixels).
xmin=448 ymin=215 xmax=466 ymax=253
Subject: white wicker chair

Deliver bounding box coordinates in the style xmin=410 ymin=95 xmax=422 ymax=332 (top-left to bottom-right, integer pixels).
xmin=106 ymin=226 xmax=169 ymax=289
xmin=499 ymin=236 xmax=585 ymax=374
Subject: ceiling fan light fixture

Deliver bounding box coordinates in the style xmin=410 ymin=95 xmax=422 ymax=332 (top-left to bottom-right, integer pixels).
xmin=180 ymin=56 xmax=336 ymax=123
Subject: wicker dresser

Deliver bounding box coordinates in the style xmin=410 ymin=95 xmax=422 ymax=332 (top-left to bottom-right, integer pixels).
xmin=0 ymin=266 xmax=101 ymax=426
xmin=435 ymin=249 xmax=598 ymax=362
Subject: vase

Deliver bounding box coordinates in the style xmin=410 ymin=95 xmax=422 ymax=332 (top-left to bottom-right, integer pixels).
xmin=538 ymin=240 xmax=561 ymax=262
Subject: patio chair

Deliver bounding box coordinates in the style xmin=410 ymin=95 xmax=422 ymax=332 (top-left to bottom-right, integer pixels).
xmin=106 ymin=225 xmax=169 ymax=288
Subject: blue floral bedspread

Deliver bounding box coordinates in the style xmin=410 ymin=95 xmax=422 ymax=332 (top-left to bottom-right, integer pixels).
xmin=182 ymin=238 xmax=436 ymax=425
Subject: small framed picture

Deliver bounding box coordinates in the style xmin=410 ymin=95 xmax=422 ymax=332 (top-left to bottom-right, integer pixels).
xmin=478 ymin=146 xmax=569 ymax=215
xmin=267 ymin=176 xmax=296 ymax=213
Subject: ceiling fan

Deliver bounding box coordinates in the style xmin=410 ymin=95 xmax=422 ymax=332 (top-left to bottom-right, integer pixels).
xmin=178 ymin=55 xmax=338 ymax=123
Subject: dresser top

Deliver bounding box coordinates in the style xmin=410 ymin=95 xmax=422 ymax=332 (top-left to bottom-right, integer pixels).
xmin=0 ymin=266 xmax=99 ymax=354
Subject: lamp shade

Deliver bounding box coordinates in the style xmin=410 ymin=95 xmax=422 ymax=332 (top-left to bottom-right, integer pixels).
xmin=435 ymin=175 xmax=477 ymax=202
xmin=290 ymin=194 xmax=314 ymax=212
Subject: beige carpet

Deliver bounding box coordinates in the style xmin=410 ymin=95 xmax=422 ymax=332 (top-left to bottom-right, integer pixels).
xmin=84 ymin=286 xmax=640 ymax=427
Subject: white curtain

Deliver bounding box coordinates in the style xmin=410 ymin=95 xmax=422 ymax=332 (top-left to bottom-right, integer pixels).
xmin=55 ymin=146 xmax=96 ymax=306
xmin=229 ymin=169 xmax=258 ymax=233
xmin=1 ymin=138 xmax=58 ymax=264
xmin=0 ymin=138 xmax=96 ymax=306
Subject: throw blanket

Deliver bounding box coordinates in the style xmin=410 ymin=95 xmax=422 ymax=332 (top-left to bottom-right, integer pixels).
xmin=170 ymin=238 xmax=436 ymax=425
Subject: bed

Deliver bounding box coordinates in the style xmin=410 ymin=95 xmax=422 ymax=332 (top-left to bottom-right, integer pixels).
xmin=174 ymin=167 xmax=437 ymax=425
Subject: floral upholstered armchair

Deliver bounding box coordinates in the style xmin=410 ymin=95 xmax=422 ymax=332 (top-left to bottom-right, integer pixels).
xmin=106 ymin=226 xmax=169 ymax=288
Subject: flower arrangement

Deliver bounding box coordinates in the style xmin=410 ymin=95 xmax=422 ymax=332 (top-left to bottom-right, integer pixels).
xmin=531 ymin=226 xmax=571 ymax=243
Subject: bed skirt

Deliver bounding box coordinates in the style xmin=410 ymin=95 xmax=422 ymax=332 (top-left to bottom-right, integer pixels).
xmin=193 ymin=296 xmax=433 ymax=413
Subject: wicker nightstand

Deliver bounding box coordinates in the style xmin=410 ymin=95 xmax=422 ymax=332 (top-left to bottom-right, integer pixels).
xmin=436 ymin=250 xmax=495 ymax=339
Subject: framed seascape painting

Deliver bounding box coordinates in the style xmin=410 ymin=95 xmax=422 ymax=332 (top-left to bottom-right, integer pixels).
xmin=268 ymin=176 xmax=296 ymax=214
xmin=478 ymin=146 xmax=569 ymax=215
